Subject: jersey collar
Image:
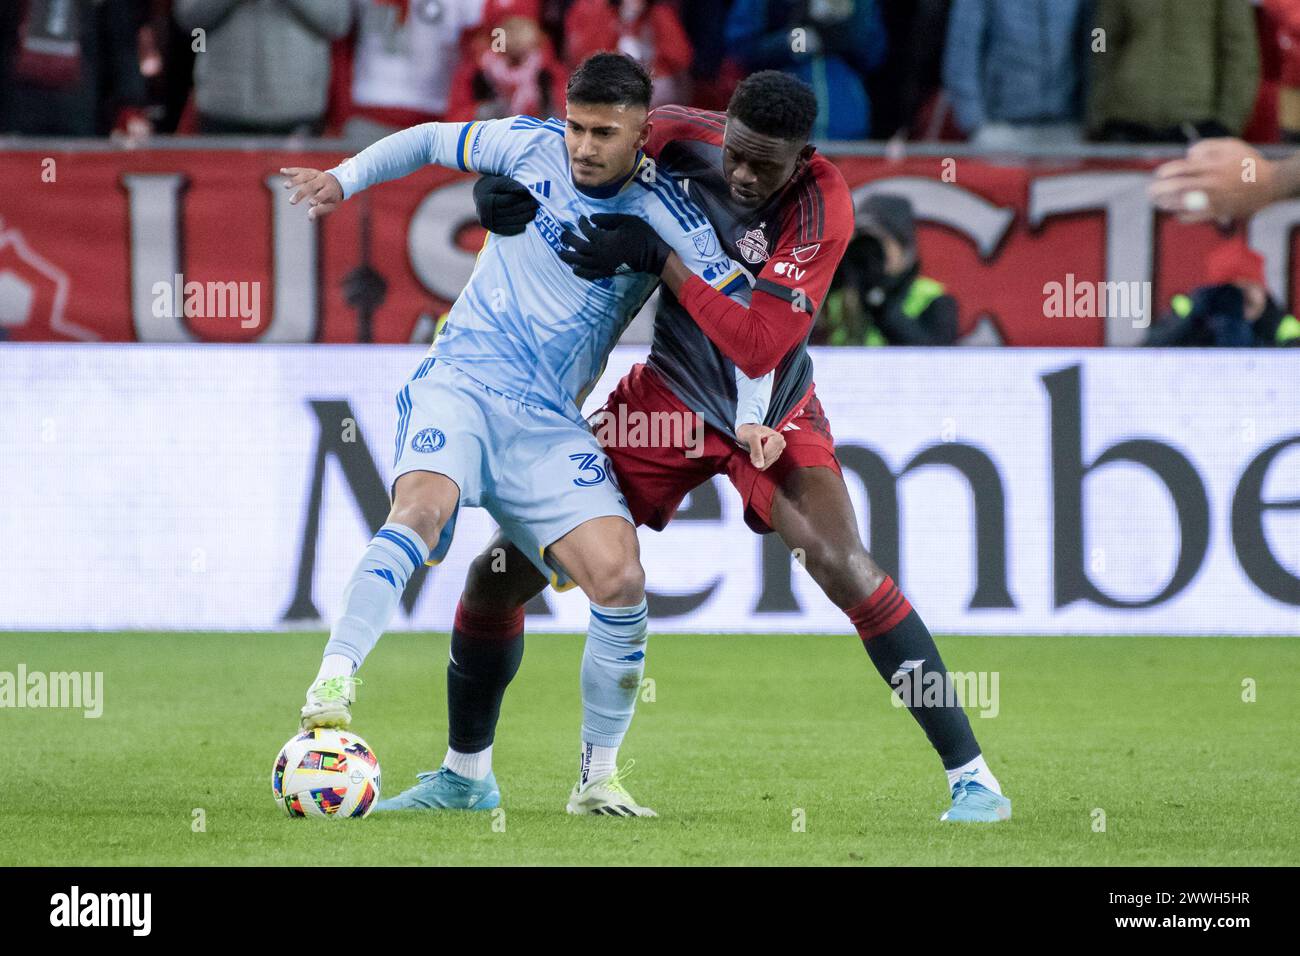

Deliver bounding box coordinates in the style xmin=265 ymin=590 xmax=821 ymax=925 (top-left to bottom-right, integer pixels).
xmin=571 ymin=151 xmax=645 ymax=199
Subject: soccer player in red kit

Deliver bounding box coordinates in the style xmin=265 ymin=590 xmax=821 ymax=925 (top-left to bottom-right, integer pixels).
xmin=418 ymin=72 xmax=1011 ymax=822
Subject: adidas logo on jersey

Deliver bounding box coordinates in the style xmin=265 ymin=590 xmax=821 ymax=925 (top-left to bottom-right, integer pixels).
xmin=529 ymin=181 xmax=551 ymax=198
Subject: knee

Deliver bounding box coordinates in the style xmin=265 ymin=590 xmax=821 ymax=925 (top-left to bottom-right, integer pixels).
xmin=461 ymin=551 xmax=504 ymax=611
xmin=388 ymin=499 xmax=449 ymax=550
xmin=799 ymin=542 xmax=886 ymax=609
xmin=462 ymin=546 xmax=542 ymax=612
xmin=587 ymin=560 xmax=645 ymax=609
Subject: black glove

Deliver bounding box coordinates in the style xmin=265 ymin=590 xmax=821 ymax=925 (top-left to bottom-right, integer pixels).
xmin=558 ymin=213 xmax=671 ymax=280
xmin=472 ymin=174 xmax=538 ymax=236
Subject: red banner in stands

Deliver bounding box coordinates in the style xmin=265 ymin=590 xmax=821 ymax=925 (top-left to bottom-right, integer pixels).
xmin=1 ymin=148 xmax=1294 ymax=344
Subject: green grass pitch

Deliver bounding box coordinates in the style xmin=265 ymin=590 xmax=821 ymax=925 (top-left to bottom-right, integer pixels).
xmin=1 ymin=631 xmax=1295 ymax=866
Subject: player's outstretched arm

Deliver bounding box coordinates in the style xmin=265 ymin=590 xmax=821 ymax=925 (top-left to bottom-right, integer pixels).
xmin=1150 ymin=139 xmax=1300 ymax=222
xmin=280 ymin=124 xmax=448 ymax=220
xmin=285 ymin=120 xmax=526 ymax=220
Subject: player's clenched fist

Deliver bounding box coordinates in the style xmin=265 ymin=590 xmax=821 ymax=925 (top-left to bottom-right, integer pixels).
xmin=737 ymin=423 xmax=786 ymax=471
xmin=281 ymin=167 xmax=344 ymax=221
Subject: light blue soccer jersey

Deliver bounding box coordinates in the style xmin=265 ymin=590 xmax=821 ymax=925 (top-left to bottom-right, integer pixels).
xmin=330 ymin=116 xmax=750 ymax=425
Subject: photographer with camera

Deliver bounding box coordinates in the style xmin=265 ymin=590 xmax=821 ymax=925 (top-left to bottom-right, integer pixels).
xmin=814 ymin=194 xmax=959 ymax=346
xmin=1145 ymin=241 xmax=1300 ymax=347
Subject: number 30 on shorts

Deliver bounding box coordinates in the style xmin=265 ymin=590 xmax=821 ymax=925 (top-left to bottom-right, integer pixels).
xmin=569 ymin=452 xmax=612 ymax=487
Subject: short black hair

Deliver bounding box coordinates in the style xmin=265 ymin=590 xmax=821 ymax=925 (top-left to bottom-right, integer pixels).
xmin=567 ymin=53 xmax=652 ymax=109
xmin=727 ymin=71 xmax=818 ymax=142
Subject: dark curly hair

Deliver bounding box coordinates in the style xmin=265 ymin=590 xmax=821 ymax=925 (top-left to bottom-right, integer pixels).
xmin=727 ymin=70 xmax=819 ymax=141
xmin=567 ymin=53 xmax=653 ymax=109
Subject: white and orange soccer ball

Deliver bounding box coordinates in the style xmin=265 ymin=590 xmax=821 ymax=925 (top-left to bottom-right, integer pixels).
xmin=272 ymin=728 xmax=381 ymax=819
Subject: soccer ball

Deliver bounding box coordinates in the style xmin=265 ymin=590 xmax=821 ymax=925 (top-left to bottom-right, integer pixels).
xmin=272 ymin=728 xmax=381 ymax=819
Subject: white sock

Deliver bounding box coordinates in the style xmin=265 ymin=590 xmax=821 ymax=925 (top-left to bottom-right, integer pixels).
xmin=321 ymin=523 xmax=430 ymax=668
xmin=444 ymin=745 xmax=492 ymax=781
xmin=579 ymin=742 xmax=618 ymax=786
xmin=946 ymin=754 xmax=1001 ymax=794
xmin=314 ymin=654 xmax=356 ymax=684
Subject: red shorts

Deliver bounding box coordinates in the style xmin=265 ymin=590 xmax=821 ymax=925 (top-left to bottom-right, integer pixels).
xmin=593 ymin=363 xmax=842 ymax=534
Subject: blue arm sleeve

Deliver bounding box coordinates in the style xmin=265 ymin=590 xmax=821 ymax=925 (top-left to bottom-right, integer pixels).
xmin=328 ymin=118 xmax=528 ymax=199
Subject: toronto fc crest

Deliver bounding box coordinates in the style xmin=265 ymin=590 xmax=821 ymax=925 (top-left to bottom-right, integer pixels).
xmin=736 ymin=222 xmax=770 ymax=264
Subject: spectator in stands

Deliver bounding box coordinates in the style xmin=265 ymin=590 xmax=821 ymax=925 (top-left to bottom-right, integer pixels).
xmin=678 ymin=0 xmax=735 ymax=110
xmin=139 ymin=0 xmax=197 ymax=134
xmin=871 ymin=0 xmax=951 ymax=139
xmin=1241 ymin=0 xmax=1283 ymax=143
xmin=814 ymin=194 xmax=960 ymax=346
xmin=1088 ymin=0 xmax=1260 ymax=143
xmin=1145 ymin=241 xmax=1300 ymax=346
xmin=1266 ymin=0 xmax=1300 ymax=141
xmin=724 ymin=0 xmax=886 ymax=140
xmin=943 ymin=0 xmax=1092 ymax=150
xmin=564 ymin=0 xmax=693 ymax=106
xmin=446 ymin=10 xmax=567 ymax=120
xmin=174 ymin=0 xmax=352 ymax=135
xmin=342 ymin=0 xmax=484 ymax=143
xmin=0 ymin=0 xmax=151 ymax=137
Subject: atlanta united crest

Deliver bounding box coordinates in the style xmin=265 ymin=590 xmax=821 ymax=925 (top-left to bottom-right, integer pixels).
xmin=411 ymin=428 xmax=445 ymax=453
xmin=736 ymin=223 xmax=770 ymax=264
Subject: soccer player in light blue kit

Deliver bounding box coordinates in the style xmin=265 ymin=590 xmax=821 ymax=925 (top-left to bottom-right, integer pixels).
xmin=280 ymin=54 xmax=784 ymax=816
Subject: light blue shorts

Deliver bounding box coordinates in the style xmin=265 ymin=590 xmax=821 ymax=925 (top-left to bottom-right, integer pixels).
xmin=391 ymin=356 xmax=631 ymax=590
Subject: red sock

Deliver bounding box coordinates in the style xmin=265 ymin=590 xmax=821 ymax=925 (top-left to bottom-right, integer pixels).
xmin=453 ymin=601 xmax=525 ymax=641
xmin=846 ymin=575 xmax=914 ymax=641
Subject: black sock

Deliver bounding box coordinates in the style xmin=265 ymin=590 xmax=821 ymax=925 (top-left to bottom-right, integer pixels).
xmin=446 ymin=601 xmax=525 ymax=753
xmin=848 ymin=577 xmax=981 ymax=770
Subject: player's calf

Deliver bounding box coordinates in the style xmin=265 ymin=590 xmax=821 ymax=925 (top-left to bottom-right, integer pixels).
xmin=438 ymin=538 xmax=546 ymax=785
xmin=299 ymin=472 xmax=458 ymax=728
xmin=549 ymin=517 xmax=654 ymax=812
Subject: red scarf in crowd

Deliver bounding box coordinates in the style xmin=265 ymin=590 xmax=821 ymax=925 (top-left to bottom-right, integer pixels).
xmin=479 ymin=47 xmax=547 ymax=117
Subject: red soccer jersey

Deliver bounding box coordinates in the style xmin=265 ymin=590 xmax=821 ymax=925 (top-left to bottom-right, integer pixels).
xmin=636 ymin=105 xmax=855 ymax=435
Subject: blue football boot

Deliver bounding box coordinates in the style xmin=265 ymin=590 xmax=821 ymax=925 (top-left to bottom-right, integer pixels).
xmin=373 ymin=766 xmax=501 ymax=812
xmin=940 ymin=771 xmax=1012 ymax=822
